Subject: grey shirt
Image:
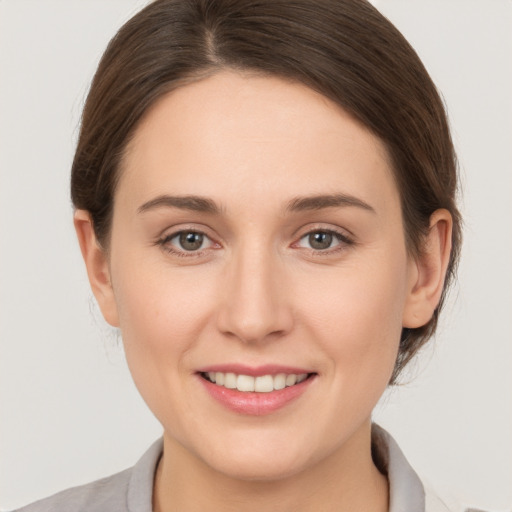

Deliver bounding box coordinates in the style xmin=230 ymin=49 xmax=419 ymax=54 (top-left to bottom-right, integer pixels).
xmin=14 ymin=425 xmax=479 ymax=512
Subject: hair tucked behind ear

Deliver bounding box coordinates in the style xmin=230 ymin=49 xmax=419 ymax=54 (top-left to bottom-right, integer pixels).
xmin=71 ymin=0 xmax=461 ymax=383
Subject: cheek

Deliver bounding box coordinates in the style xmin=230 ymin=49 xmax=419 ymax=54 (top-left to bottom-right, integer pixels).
xmin=110 ymin=258 xmax=215 ymax=402
xmin=298 ymin=255 xmax=408 ymax=388
xmin=113 ymin=252 xmax=212 ymax=340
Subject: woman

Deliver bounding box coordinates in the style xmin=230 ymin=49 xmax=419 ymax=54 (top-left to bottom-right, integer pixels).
xmin=11 ymin=0 xmax=492 ymax=511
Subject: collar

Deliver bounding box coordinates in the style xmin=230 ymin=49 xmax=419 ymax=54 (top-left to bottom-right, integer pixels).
xmin=126 ymin=425 xmax=426 ymax=512
xmin=372 ymin=424 xmax=426 ymax=512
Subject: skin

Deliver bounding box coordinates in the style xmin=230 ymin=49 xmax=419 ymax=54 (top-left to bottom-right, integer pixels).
xmin=75 ymin=71 xmax=452 ymax=512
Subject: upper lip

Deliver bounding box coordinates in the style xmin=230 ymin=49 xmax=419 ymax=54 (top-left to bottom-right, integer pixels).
xmin=196 ymin=364 xmax=314 ymax=377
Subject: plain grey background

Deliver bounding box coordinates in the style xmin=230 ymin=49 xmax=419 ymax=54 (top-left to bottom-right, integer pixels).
xmin=1 ymin=1 xmax=511 ymax=510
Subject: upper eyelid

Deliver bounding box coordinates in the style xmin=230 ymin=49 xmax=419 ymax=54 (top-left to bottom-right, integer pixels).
xmin=160 ymin=230 xmax=216 ymax=248
xmin=161 ymin=228 xmax=209 ymax=240
xmin=155 ymin=224 xmax=354 ymax=247
xmin=157 ymin=223 xmax=215 ymax=240
xmin=300 ymin=229 xmax=349 ymax=240
xmin=293 ymin=223 xmax=355 ymax=241
xmin=296 ymin=230 xmax=353 ymax=247
xmin=156 ymin=230 xmax=218 ymax=258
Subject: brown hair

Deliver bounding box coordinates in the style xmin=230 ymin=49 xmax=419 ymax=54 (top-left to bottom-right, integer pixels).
xmin=71 ymin=0 xmax=461 ymax=383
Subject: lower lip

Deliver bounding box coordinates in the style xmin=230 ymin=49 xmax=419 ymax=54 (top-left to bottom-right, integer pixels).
xmin=198 ymin=375 xmax=315 ymax=416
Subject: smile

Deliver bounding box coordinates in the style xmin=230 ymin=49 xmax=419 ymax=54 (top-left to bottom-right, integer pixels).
xmin=198 ymin=368 xmax=316 ymax=415
xmin=202 ymin=372 xmax=310 ymax=392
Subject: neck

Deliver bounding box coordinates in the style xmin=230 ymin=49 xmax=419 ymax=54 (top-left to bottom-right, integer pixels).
xmin=153 ymin=422 xmax=389 ymax=512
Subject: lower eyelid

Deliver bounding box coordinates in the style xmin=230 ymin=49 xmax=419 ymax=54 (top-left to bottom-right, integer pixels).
xmin=156 ymin=229 xmax=222 ymax=257
xmin=156 ymin=228 xmax=353 ymax=255
xmin=296 ymin=230 xmax=353 ymax=248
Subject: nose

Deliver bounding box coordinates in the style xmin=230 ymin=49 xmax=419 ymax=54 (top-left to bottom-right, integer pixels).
xmin=216 ymin=243 xmax=293 ymax=344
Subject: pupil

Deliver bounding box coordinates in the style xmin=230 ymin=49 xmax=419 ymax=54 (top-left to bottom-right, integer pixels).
xmin=309 ymin=232 xmax=332 ymax=250
xmin=179 ymin=232 xmax=203 ymax=251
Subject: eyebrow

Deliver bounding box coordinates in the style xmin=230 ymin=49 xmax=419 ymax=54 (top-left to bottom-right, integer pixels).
xmin=137 ymin=192 xmax=375 ymax=216
xmin=137 ymin=195 xmax=220 ymax=214
xmin=286 ymin=193 xmax=375 ymax=213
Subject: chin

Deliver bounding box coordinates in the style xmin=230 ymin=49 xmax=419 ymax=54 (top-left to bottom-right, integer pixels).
xmin=190 ymin=428 xmax=321 ymax=482
xmin=209 ymin=452 xmax=310 ymax=482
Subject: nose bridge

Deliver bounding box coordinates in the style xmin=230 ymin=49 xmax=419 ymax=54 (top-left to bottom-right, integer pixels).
xmin=217 ymin=238 xmax=292 ymax=343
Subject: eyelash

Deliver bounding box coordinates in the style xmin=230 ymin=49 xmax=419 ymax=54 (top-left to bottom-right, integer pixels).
xmin=156 ymin=228 xmax=355 ymax=258
xmin=156 ymin=230 xmax=216 ymax=258
xmin=294 ymin=228 xmax=354 ymax=255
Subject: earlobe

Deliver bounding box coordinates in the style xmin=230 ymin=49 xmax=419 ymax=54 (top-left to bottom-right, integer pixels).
xmin=73 ymin=210 xmax=120 ymax=327
xmin=402 ymin=209 xmax=453 ymax=329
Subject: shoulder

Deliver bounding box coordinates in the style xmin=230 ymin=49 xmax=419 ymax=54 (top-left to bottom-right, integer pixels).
xmin=372 ymin=425 xmax=492 ymax=512
xmin=13 ymin=468 xmax=132 ymax=512
xmin=424 ymin=484 xmax=493 ymax=512
xmin=13 ymin=438 xmax=163 ymax=512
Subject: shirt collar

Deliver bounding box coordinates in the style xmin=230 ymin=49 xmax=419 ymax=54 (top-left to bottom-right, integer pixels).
xmin=128 ymin=437 xmax=162 ymax=512
xmin=127 ymin=425 xmax=426 ymax=512
xmin=372 ymin=423 xmax=426 ymax=512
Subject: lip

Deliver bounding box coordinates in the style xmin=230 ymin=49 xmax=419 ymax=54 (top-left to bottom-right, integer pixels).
xmin=196 ymin=365 xmax=316 ymax=416
xmin=197 ymin=364 xmax=312 ymax=377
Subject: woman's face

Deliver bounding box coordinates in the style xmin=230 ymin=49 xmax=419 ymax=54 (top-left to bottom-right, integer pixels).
xmin=100 ymin=71 xmax=422 ymax=479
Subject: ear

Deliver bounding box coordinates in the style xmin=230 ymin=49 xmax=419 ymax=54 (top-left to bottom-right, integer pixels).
xmin=74 ymin=210 xmax=119 ymax=327
xmin=402 ymin=209 xmax=453 ymax=329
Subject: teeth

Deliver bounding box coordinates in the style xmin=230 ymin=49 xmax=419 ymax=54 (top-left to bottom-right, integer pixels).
xmin=285 ymin=374 xmax=297 ymax=386
xmin=205 ymin=371 xmax=310 ymax=392
xmin=274 ymin=373 xmax=286 ymax=390
xmin=224 ymin=372 xmax=237 ymax=389
xmin=237 ymin=374 xmax=255 ymax=392
xmin=255 ymin=375 xmax=273 ymax=393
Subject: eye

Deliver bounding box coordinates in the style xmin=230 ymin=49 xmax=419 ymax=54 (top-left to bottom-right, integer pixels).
xmin=175 ymin=231 xmax=207 ymax=251
xmin=296 ymin=230 xmax=352 ymax=251
xmin=159 ymin=230 xmax=215 ymax=254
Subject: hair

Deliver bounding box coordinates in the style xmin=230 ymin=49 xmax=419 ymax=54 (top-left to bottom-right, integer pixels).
xmin=71 ymin=0 xmax=461 ymax=383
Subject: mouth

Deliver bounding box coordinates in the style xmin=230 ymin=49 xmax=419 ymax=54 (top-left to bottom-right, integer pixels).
xmin=200 ymin=371 xmax=313 ymax=392
xmin=196 ymin=365 xmax=317 ymax=415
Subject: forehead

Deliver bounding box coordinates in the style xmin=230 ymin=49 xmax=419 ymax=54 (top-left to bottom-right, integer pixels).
xmin=119 ymin=71 xmax=399 ymax=214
